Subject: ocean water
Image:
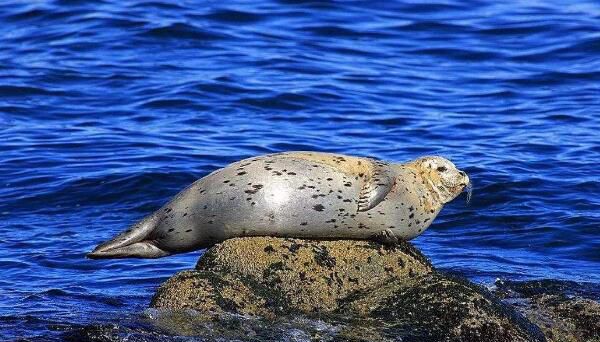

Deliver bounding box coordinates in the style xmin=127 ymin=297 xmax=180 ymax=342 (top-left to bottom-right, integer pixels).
xmin=1 ymin=0 xmax=599 ymax=340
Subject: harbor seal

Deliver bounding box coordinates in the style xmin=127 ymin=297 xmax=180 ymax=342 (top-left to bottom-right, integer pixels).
xmin=87 ymin=152 xmax=470 ymax=259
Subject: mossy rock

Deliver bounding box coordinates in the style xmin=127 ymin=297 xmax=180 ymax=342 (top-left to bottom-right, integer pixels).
xmin=341 ymin=273 xmax=546 ymax=342
xmin=149 ymin=237 xmax=548 ymax=341
xmin=152 ymin=237 xmax=432 ymax=316
xmin=495 ymin=279 xmax=600 ymax=342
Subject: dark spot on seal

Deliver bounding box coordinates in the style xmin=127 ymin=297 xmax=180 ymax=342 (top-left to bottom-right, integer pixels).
xmin=223 ymin=180 xmax=230 ymax=183
xmin=313 ymin=204 xmax=325 ymax=211
xmin=409 ymin=213 xmax=415 ymax=219
xmin=264 ymin=245 xmax=275 ymax=253
xmin=300 ymin=222 xmax=308 ymax=226
xmin=326 ymin=178 xmax=333 ymax=181
xmin=168 ymin=228 xmax=174 ymax=232
xmin=287 ymin=172 xmax=296 ymax=175
xmin=185 ymin=229 xmax=192 ymax=232
xmin=237 ymin=171 xmax=247 ymax=176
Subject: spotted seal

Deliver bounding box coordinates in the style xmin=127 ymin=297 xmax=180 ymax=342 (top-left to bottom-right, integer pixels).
xmin=88 ymin=152 xmax=470 ymax=259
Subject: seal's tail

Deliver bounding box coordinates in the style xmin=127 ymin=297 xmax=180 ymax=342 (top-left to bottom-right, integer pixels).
xmin=86 ymin=213 xmax=170 ymax=259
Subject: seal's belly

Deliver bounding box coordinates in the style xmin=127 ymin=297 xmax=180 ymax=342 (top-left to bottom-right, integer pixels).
xmin=199 ymin=156 xmax=369 ymax=239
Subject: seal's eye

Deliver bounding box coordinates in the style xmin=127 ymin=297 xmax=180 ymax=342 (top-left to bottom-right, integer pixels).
xmin=436 ymin=166 xmax=447 ymax=172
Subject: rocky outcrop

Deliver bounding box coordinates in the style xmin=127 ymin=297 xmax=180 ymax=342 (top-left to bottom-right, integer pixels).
xmin=64 ymin=238 xmax=598 ymax=341
xmin=151 ymin=237 xmax=432 ymax=316
xmin=495 ymin=279 xmax=600 ymax=342
xmin=150 ymin=237 xmax=546 ymax=342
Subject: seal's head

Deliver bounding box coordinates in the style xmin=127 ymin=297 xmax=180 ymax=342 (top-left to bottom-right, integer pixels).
xmin=413 ymin=156 xmax=470 ymax=204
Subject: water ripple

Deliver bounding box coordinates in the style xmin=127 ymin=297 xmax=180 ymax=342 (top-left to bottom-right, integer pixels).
xmin=0 ymin=0 xmax=599 ymax=340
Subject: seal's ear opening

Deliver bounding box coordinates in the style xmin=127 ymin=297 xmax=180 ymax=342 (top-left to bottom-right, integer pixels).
xmin=87 ymin=240 xmax=169 ymax=259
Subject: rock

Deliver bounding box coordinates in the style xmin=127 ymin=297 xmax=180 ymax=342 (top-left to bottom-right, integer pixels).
xmin=495 ymin=279 xmax=600 ymax=342
xmin=150 ymin=237 xmax=546 ymax=342
xmin=152 ymin=237 xmax=433 ymax=316
xmin=340 ymin=273 xmax=545 ymax=342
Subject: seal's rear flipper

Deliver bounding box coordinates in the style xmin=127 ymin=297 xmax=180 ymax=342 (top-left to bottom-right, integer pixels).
xmin=87 ymin=212 xmax=170 ymax=259
xmin=87 ymin=240 xmax=169 ymax=259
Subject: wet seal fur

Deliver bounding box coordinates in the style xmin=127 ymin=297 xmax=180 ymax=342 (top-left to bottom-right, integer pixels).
xmin=88 ymin=152 xmax=470 ymax=259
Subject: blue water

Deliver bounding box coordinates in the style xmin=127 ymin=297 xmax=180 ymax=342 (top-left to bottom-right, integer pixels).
xmin=1 ymin=0 xmax=599 ymax=340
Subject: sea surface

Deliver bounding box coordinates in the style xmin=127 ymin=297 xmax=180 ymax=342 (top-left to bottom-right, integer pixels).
xmin=1 ymin=0 xmax=599 ymax=340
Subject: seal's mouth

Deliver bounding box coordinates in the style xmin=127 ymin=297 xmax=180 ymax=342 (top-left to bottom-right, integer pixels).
xmin=451 ymin=172 xmax=471 ymax=204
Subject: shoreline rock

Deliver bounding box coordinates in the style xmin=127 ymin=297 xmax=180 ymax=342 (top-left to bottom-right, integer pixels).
xmin=65 ymin=237 xmax=599 ymax=342
xmin=150 ymin=237 xmax=547 ymax=341
xmin=495 ymin=279 xmax=600 ymax=342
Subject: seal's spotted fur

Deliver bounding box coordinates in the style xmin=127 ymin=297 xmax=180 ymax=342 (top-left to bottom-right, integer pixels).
xmin=88 ymin=152 xmax=469 ymax=258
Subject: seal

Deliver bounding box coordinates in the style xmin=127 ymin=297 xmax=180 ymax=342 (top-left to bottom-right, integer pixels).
xmin=87 ymin=152 xmax=470 ymax=259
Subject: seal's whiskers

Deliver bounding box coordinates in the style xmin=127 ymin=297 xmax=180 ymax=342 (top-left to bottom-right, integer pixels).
xmin=465 ymin=181 xmax=473 ymax=204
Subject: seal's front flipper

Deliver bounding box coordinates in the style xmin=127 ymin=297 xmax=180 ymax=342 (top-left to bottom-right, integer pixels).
xmin=372 ymin=229 xmax=399 ymax=246
xmin=87 ymin=240 xmax=169 ymax=259
xmin=357 ymin=161 xmax=395 ymax=212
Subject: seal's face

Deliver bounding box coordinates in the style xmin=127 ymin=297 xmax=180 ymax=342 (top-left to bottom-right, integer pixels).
xmin=415 ymin=156 xmax=470 ymax=204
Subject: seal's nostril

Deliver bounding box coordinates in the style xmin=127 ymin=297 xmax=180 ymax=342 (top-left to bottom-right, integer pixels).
xmin=459 ymin=171 xmax=466 ymax=177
